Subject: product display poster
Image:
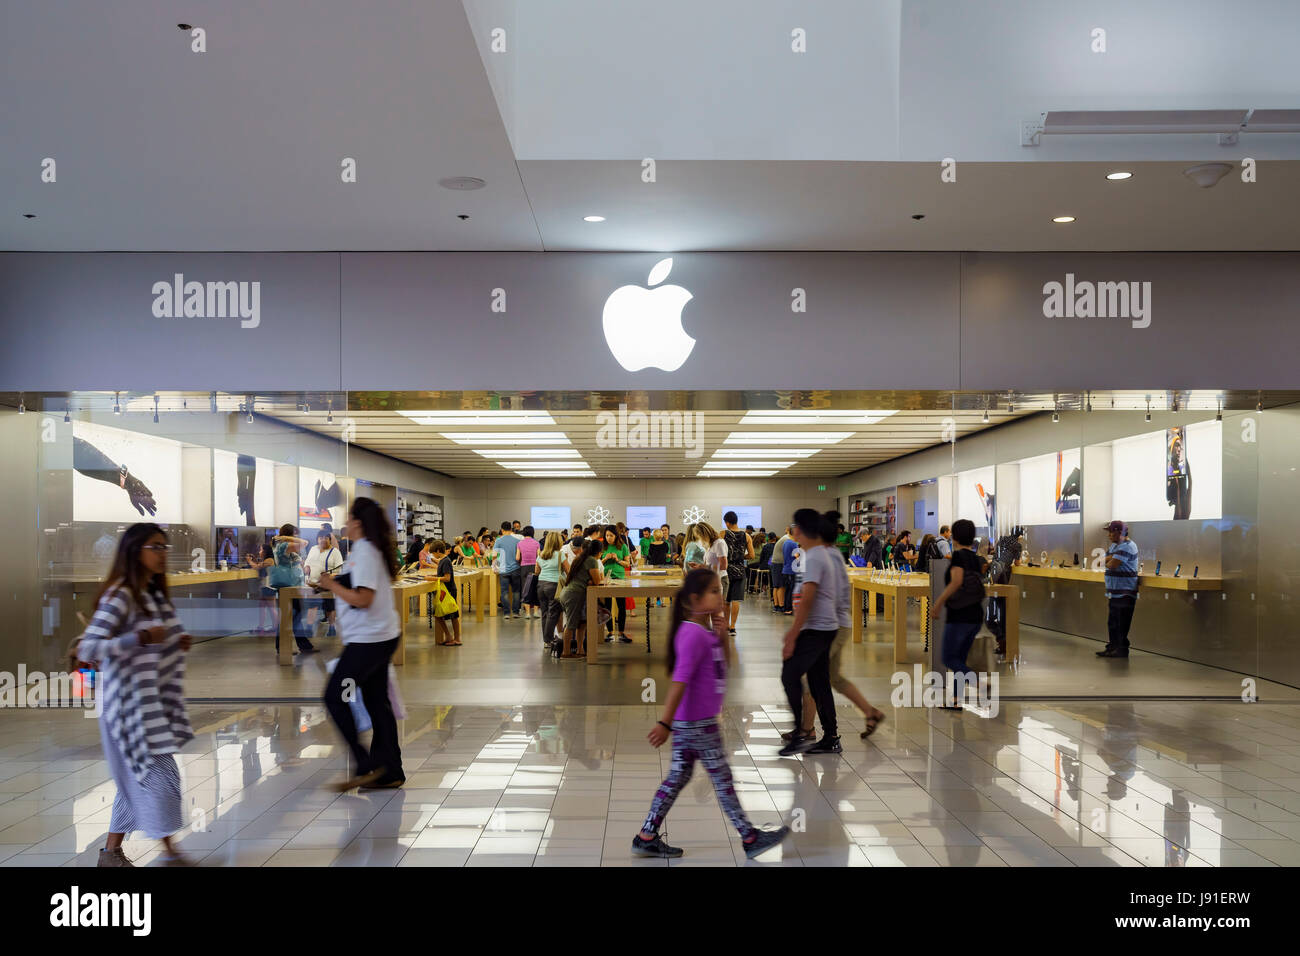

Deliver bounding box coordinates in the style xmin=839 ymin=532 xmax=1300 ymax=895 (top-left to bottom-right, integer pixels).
xmin=72 ymin=420 xmax=183 ymax=523
xmin=299 ymin=466 xmax=345 ymax=530
xmin=724 ymin=506 xmax=762 ymax=529
xmin=530 ymin=505 xmax=571 ymax=530
xmin=626 ymin=505 xmax=667 ymax=530
xmin=1111 ymin=420 xmax=1221 ymax=522
xmin=213 ymin=449 xmax=275 ymax=527
xmin=1017 ymin=449 xmax=1082 ymax=526
xmin=957 ymin=466 xmax=996 ymax=533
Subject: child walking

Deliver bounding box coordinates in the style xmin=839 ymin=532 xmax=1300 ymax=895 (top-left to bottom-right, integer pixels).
xmin=428 ymin=540 xmax=462 ymax=646
xmin=633 ymin=568 xmax=791 ymax=860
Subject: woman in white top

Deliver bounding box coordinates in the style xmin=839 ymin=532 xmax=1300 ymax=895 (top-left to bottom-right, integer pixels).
xmin=304 ymin=531 xmax=344 ymax=639
xmin=695 ymin=521 xmax=729 ymax=592
xmin=318 ymin=497 xmax=405 ymax=791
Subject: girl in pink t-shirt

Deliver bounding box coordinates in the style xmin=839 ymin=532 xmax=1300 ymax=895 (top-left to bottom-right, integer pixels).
xmin=632 ymin=568 xmax=790 ymax=860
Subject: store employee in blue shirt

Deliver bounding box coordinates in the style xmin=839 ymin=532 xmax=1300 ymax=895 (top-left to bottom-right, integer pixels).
xmin=495 ymin=521 xmax=523 ymax=618
xmin=1098 ymin=520 xmax=1139 ymax=658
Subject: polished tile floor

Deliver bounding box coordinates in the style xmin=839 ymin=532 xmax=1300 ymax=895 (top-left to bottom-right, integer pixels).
xmin=5 ymin=595 xmax=1297 ymax=866
xmin=180 ymin=593 xmax=1300 ymax=702
xmin=1 ymin=697 xmax=1299 ymax=867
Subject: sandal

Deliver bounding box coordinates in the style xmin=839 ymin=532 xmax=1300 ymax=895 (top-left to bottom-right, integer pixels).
xmin=860 ymin=711 xmax=886 ymax=739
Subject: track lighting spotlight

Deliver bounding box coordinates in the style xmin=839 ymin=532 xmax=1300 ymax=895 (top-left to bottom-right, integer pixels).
xmin=113 ymin=391 xmax=121 ymax=415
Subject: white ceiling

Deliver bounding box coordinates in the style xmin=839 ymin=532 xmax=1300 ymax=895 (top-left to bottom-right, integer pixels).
xmin=3 ymin=2 xmax=1297 ymax=252
xmin=272 ymin=406 xmax=1021 ymax=479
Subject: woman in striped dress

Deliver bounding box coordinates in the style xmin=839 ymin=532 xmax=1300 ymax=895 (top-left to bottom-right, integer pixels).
xmin=76 ymin=523 xmax=194 ymax=867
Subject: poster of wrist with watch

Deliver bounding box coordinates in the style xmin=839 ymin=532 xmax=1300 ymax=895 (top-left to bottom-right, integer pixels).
xmin=71 ymin=421 xmax=182 ymax=523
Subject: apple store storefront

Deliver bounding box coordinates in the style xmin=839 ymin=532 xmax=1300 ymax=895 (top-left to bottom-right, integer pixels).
xmin=2 ymin=250 xmax=1300 ymax=704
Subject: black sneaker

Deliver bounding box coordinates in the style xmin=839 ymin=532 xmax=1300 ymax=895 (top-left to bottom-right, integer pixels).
xmin=617 ymin=635 xmax=633 ymax=644
xmin=1099 ymin=647 xmax=1130 ymax=658
xmin=805 ymin=735 xmax=842 ymax=755
xmin=631 ymin=832 xmax=683 ymax=858
xmin=742 ymin=825 xmax=791 ymax=859
xmin=778 ymin=734 xmax=818 ymax=757
xmin=1095 ymin=646 xmax=1115 ymax=657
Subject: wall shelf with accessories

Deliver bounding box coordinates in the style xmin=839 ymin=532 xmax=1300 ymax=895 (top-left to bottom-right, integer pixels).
xmin=396 ymin=488 xmax=444 ymax=551
xmin=848 ymin=489 xmax=896 ymax=537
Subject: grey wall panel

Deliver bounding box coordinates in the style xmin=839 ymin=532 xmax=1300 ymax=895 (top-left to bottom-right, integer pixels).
xmin=1255 ymin=409 xmax=1297 ymax=688
xmin=959 ymin=252 xmax=1300 ymax=391
xmin=338 ymin=252 xmax=960 ymax=391
xmin=0 ymin=253 xmax=342 ymax=392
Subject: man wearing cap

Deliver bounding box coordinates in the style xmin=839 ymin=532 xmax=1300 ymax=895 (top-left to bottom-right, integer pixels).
xmin=1098 ymin=520 xmax=1139 ymax=658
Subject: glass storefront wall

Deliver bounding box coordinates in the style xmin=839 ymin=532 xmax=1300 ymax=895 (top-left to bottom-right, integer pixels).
xmin=1 ymin=389 xmax=1294 ymax=701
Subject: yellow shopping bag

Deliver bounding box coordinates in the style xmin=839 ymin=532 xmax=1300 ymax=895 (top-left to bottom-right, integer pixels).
xmin=432 ymin=581 xmax=460 ymax=618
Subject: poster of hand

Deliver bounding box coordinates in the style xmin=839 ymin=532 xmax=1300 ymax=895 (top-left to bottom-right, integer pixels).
xmin=72 ymin=421 xmax=181 ymax=523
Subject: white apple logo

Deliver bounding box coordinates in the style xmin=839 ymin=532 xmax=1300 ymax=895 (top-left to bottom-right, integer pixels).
xmin=602 ymin=258 xmax=695 ymax=372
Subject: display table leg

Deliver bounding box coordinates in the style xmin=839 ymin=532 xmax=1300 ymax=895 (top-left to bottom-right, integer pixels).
xmin=1006 ymin=588 xmax=1020 ymax=664
xmin=475 ymin=576 xmax=485 ymax=623
xmin=852 ymin=588 xmax=863 ymax=644
xmin=883 ymin=592 xmax=892 ymax=622
xmin=867 ymin=588 xmax=876 ymax=620
xmin=278 ymin=590 xmax=293 ymax=666
xmin=586 ymin=590 xmax=599 ymax=664
xmin=893 ymin=601 xmax=908 ymax=666
xmin=393 ymin=590 xmax=407 ymax=666
xmin=488 ymin=574 xmax=499 ymax=616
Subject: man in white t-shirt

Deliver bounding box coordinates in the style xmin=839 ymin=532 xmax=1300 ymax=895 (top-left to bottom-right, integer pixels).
xmin=304 ymin=531 xmax=344 ymax=639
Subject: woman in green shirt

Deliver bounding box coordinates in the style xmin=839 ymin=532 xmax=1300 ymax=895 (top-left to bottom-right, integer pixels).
xmin=600 ymin=525 xmax=632 ymax=642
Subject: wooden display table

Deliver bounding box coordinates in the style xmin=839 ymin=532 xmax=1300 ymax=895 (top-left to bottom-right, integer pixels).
xmin=64 ymin=568 xmax=259 ymax=587
xmin=848 ymin=572 xmax=1021 ymax=665
xmin=584 ymin=578 xmax=682 ymax=665
xmin=278 ymin=573 xmax=463 ymax=666
xmin=1011 ymin=565 xmax=1221 ymax=591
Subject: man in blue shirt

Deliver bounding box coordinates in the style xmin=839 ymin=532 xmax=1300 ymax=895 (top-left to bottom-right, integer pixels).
xmin=495 ymin=521 xmax=522 ymax=619
xmin=781 ymin=529 xmax=799 ymax=615
xmin=1098 ymin=520 xmax=1139 ymax=658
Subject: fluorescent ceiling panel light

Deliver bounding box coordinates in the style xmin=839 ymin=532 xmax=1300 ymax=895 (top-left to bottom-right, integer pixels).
xmin=1105 ymin=171 xmax=1132 ymax=180
xmin=442 ymin=432 xmax=570 ymax=445
xmin=504 ymin=461 xmax=592 ymax=470
xmin=724 ymin=432 xmax=852 ymax=444
xmin=703 ymin=461 xmax=796 ymax=469
xmin=739 ymin=409 xmax=897 ymax=425
xmin=514 ymin=470 xmax=596 ymax=478
xmin=710 ymin=448 xmax=820 ymax=459
xmin=696 ymin=470 xmax=778 ymax=477
xmin=583 ymin=215 xmax=606 ymax=222
xmin=400 ymin=409 xmax=554 ymax=424
xmin=1052 ymin=216 xmax=1075 ymax=223
xmin=473 ymin=448 xmax=581 ymax=459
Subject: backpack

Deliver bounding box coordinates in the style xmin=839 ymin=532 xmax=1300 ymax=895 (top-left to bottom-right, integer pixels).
xmin=725 ymin=530 xmax=747 ymax=580
xmin=916 ymin=539 xmax=940 ymax=574
xmin=988 ymin=535 xmax=1022 ymax=585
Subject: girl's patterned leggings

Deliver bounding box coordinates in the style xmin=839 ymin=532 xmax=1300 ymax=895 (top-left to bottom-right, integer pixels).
xmin=641 ymin=718 xmax=753 ymax=838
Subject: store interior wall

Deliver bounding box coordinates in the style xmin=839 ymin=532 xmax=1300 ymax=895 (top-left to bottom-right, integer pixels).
xmin=445 ymin=477 xmax=835 ymax=539
xmin=0 ymin=412 xmax=42 ymax=674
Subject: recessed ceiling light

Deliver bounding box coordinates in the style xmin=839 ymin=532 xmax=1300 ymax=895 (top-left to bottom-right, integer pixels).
xmin=505 ymin=460 xmax=591 ymax=470
xmin=724 ymin=432 xmax=852 ymax=444
xmin=514 ymin=470 xmax=595 ymax=478
xmin=583 ymin=215 xmax=605 ymax=222
xmin=474 ymin=448 xmax=580 ymax=459
xmin=438 ymin=176 xmax=486 ymax=191
xmin=177 ymin=23 xmax=192 ymax=30
xmin=697 ymin=470 xmax=778 ymax=478
xmin=1052 ymin=216 xmax=1075 ymax=223
xmin=441 ymin=432 xmax=570 ymax=445
xmin=1106 ymin=171 xmax=1132 ymax=180
xmin=710 ymin=449 xmax=820 ymax=459
xmin=22 ymin=213 xmax=36 ymax=219
xmin=401 ymin=410 xmax=555 ymax=426
xmin=740 ymin=410 xmax=896 ymax=425
xmin=703 ymin=461 xmax=796 ymax=469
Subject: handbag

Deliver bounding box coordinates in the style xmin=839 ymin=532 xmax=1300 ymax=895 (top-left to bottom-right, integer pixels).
xmin=965 ymin=619 xmax=998 ymax=675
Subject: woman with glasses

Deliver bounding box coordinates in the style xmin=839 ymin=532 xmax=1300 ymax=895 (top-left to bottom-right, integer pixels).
xmin=75 ymin=524 xmax=194 ymax=866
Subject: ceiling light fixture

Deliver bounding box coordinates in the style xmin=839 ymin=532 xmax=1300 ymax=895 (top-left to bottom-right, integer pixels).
xmin=327 ymin=399 xmax=333 ymax=424
xmin=438 ymin=176 xmax=486 ymax=191
xmin=703 ymin=461 xmax=796 ymax=470
xmin=723 ymin=432 xmax=852 ymax=445
xmin=1216 ymin=400 xmax=1223 ymax=422
xmin=402 ymin=410 xmax=555 ymax=426
xmin=153 ymin=394 xmax=160 ymax=424
xmin=739 ymin=410 xmax=896 ymax=425
xmin=583 ymin=215 xmax=605 ymax=222
xmin=1106 ymin=171 xmax=1133 ymax=180
xmin=514 ymin=470 xmax=595 ymax=478
xmin=1145 ymin=395 xmax=1152 ymax=423
xmin=113 ymin=392 xmax=121 ymax=415
xmin=1052 ymin=216 xmax=1075 ymax=223
xmin=697 ymin=470 xmax=778 ymax=478
xmin=504 ymin=461 xmax=593 ymax=470
xmin=17 ymin=394 xmax=25 ymax=415
xmin=443 ymin=432 xmax=571 ymax=445
xmin=64 ymin=406 xmax=71 ymax=424
xmin=1183 ymin=163 xmax=1232 ymax=188
xmin=474 ymin=448 xmax=580 ymax=459
xmin=710 ymin=448 xmax=820 ymax=459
